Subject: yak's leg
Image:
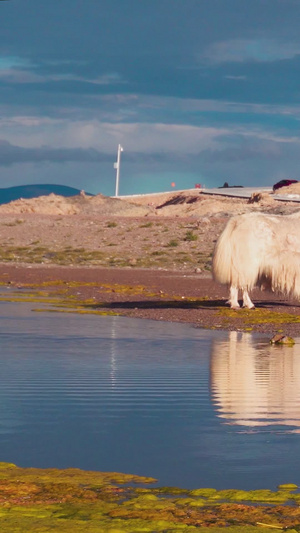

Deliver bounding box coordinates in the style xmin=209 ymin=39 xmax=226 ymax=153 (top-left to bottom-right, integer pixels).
xmin=227 ymin=286 xmax=240 ymax=309
xmin=242 ymin=289 xmax=255 ymax=309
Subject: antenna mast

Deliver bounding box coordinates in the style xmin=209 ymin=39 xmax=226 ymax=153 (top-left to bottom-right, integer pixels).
xmin=114 ymin=144 xmax=123 ymax=196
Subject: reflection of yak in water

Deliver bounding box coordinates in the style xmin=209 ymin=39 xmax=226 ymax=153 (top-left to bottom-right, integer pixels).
xmin=212 ymin=211 xmax=300 ymax=309
xmin=210 ymin=332 xmax=300 ymax=430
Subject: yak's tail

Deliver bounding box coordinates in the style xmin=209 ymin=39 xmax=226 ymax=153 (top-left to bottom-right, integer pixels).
xmin=269 ymin=251 xmax=300 ymax=299
xmin=212 ymin=217 xmax=237 ymax=286
xmin=212 ymin=214 xmax=261 ymax=290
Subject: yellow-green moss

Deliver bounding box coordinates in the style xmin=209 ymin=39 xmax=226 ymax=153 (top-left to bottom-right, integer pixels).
xmin=218 ymin=307 xmax=300 ymax=325
xmin=277 ymin=483 xmax=298 ymax=491
xmin=0 ymin=288 xmax=120 ymax=316
xmin=0 ymin=463 xmax=299 ymax=532
xmin=33 ymin=308 xmax=118 ymax=316
xmin=0 ymin=282 xmax=193 ymax=318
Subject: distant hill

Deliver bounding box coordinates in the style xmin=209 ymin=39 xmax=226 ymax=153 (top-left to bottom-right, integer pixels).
xmin=0 ymin=184 xmax=93 ymax=205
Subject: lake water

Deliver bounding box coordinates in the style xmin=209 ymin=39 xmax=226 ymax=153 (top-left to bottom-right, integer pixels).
xmin=1 ymin=299 xmax=300 ymax=490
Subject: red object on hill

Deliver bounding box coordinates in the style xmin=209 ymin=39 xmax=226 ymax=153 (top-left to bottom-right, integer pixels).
xmin=273 ymin=179 xmax=298 ymax=191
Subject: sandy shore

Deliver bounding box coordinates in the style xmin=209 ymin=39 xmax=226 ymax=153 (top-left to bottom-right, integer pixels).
xmin=1 ymin=263 xmax=300 ymax=336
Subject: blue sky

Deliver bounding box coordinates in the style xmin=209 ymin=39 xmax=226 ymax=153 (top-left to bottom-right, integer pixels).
xmin=1 ymin=0 xmax=300 ymax=195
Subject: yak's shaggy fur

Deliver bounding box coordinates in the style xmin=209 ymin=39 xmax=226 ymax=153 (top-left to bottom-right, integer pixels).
xmin=212 ymin=211 xmax=300 ymax=309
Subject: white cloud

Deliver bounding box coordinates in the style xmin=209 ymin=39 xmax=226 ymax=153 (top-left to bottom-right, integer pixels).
xmin=0 ymin=56 xmax=32 ymax=70
xmin=0 ymin=116 xmax=229 ymax=154
xmin=109 ymin=94 xmax=300 ymax=119
xmin=33 ymin=121 xmax=230 ymax=154
xmin=202 ymin=38 xmax=300 ymax=64
xmin=239 ymin=128 xmax=300 ymax=144
xmin=0 ymin=54 xmax=124 ymax=86
xmin=1 ymin=103 xmax=300 ymax=167
xmin=0 ymin=68 xmax=125 ymax=86
xmin=0 ymin=69 xmax=46 ymax=84
xmin=224 ymin=75 xmax=247 ymax=80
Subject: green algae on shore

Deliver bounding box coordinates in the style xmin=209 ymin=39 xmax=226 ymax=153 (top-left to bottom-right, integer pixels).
xmin=0 ymin=463 xmax=300 ymax=532
xmin=0 ymin=288 xmax=120 ymax=317
xmin=0 ymin=283 xmax=201 ymax=318
xmin=217 ymin=307 xmax=300 ymax=330
xmin=1 ymin=279 xmax=300 ymax=332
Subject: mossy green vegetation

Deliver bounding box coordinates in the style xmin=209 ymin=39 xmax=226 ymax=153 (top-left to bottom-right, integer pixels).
xmin=166 ymin=239 xmax=179 ymax=247
xmin=0 ymin=281 xmax=167 ymax=317
xmin=0 ymin=245 xmax=107 ymax=265
xmin=1 ymin=280 xmax=299 ymax=331
xmin=0 ymin=237 xmax=212 ymax=270
xmin=0 ymin=463 xmax=300 ymax=532
xmin=0 ymin=289 xmax=119 ymax=317
xmin=184 ymin=230 xmax=198 ymax=242
xmin=217 ymin=307 xmax=300 ymax=329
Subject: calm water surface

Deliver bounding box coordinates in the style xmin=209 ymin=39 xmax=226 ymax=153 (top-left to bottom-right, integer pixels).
xmin=1 ymin=299 xmax=300 ymax=490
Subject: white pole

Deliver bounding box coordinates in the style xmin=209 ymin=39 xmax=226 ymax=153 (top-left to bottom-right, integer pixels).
xmin=114 ymin=144 xmax=123 ymax=197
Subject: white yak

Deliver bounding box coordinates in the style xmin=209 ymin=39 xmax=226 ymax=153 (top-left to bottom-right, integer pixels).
xmin=212 ymin=211 xmax=300 ymax=309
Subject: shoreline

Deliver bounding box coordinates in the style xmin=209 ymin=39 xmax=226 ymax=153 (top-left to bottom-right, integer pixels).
xmin=1 ymin=263 xmax=300 ymax=336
